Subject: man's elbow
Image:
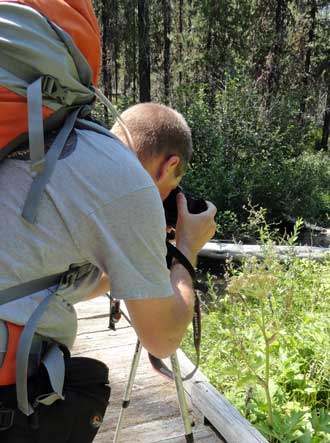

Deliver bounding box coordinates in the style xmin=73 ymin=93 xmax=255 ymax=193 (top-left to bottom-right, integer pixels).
xmin=125 ymin=294 xmax=192 ymax=358
xmin=140 ymin=335 xmax=182 ymax=359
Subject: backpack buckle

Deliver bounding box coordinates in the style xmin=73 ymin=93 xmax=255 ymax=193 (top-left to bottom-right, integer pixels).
xmin=0 ymin=407 xmax=14 ymax=431
xmin=42 ymin=75 xmax=59 ymax=95
xmin=42 ymin=76 xmax=68 ymax=104
xmin=31 ymin=158 xmax=45 ymax=174
xmin=60 ymin=269 xmax=76 ymax=288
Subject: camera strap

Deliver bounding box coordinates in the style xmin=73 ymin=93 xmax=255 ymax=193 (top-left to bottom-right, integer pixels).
xmin=147 ymin=241 xmax=202 ymax=381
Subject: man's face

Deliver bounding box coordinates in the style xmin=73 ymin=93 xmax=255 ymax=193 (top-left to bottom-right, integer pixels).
xmin=158 ymin=170 xmax=183 ymax=201
xmin=140 ymin=153 xmax=185 ymax=201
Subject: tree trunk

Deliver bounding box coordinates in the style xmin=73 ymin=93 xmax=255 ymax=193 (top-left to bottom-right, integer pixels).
xmin=112 ymin=0 xmax=120 ymax=103
xmin=320 ymin=79 xmax=330 ymax=151
xmin=123 ymin=0 xmax=137 ymax=101
xmin=133 ymin=9 xmax=137 ymax=101
xmin=101 ymin=0 xmax=112 ymax=123
xmin=299 ymin=0 xmax=317 ymax=121
xmin=178 ymin=0 xmax=183 ymax=87
xmin=138 ymin=0 xmax=151 ymax=102
xmin=266 ymin=0 xmax=287 ymax=98
xmin=163 ymin=0 xmax=171 ymax=103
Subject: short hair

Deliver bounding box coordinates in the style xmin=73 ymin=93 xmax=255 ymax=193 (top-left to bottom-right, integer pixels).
xmin=111 ymin=103 xmax=193 ymax=175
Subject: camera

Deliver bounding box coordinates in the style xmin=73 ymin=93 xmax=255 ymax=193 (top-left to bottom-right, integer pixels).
xmin=163 ymin=186 xmax=208 ymax=227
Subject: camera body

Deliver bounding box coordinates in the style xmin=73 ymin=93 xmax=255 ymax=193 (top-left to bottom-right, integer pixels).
xmin=163 ymin=186 xmax=208 ymax=227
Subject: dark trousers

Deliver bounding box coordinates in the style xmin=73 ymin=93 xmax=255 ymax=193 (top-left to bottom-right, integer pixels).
xmin=0 ymin=357 xmax=111 ymax=443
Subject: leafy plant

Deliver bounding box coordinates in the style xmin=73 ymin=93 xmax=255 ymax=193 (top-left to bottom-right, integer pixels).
xmin=182 ymin=212 xmax=330 ymax=442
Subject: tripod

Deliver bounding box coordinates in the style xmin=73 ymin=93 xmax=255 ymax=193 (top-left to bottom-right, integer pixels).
xmin=108 ymin=295 xmax=195 ymax=443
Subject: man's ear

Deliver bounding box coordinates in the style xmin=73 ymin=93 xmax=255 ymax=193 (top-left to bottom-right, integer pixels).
xmin=156 ymin=155 xmax=180 ymax=181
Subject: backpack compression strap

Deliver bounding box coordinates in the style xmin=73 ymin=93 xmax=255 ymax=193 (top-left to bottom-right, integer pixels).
xmin=148 ymin=242 xmax=203 ymax=381
xmin=27 ymin=77 xmax=46 ymax=175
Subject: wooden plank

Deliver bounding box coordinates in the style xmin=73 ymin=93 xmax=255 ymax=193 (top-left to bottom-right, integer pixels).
xmin=96 ymin=416 xmax=216 ymax=443
xmin=192 ymin=382 xmax=267 ymax=443
xmin=157 ymin=430 xmax=222 ymax=443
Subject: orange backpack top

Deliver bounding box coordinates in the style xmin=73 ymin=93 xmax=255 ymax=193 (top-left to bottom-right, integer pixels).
xmin=0 ymin=0 xmax=101 ymax=157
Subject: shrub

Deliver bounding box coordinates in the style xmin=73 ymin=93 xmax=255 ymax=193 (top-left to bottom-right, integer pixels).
xmin=177 ymin=75 xmax=330 ymax=233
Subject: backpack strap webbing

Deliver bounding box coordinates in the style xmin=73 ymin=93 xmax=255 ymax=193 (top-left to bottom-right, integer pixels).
xmin=0 ymin=107 xmax=77 ymax=163
xmin=27 ymin=77 xmax=46 ymax=175
xmin=0 ymin=273 xmax=63 ymax=306
xmin=22 ymin=106 xmax=82 ymax=223
xmin=16 ymin=290 xmax=62 ymax=416
xmin=0 ymin=262 xmax=92 ymax=306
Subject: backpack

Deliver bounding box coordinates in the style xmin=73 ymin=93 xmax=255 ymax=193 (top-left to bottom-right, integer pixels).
xmin=0 ymin=0 xmax=131 ymax=417
xmin=0 ymin=0 xmax=131 ymax=223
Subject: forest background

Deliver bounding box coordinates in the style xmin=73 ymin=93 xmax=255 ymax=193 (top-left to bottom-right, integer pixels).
xmin=91 ymin=2 xmax=330 ymax=442
xmin=92 ymin=0 xmax=330 ymax=238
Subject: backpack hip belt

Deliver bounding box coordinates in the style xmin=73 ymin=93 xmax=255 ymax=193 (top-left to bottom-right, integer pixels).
xmin=0 ymin=262 xmax=94 ymax=416
xmin=0 ymin=321 xmax=54 ymax=387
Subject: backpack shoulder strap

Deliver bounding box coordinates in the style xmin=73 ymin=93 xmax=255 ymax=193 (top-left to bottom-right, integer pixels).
xmin=22 ymin=106 xmax=82 ymax=223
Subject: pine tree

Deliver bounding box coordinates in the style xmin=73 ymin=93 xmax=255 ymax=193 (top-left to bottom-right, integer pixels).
xmin=138 ymin=0 xmax=151 ymax=102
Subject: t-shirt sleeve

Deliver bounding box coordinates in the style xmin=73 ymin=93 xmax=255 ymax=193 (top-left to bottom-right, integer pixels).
xmin=72 ymin=186 xmax=173 ymax=300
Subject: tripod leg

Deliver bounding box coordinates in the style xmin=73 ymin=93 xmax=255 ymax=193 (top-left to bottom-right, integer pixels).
xmin=170 ymin=353 xmax=194 ymax=443
xmin=113 ymin=340 xmax=142 ymax=443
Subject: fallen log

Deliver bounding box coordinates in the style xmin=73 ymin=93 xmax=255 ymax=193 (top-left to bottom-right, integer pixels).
xmin=199 ymin=241 xmax=329 ymax=262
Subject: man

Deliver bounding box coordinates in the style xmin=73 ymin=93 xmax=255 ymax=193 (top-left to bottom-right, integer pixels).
xmin=0 ymin=105 xmax=216 ymax=441
xmin=0 ymin=3 xmax=216 ymax=443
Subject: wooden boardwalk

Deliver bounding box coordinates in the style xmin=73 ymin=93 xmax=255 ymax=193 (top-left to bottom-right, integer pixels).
xmin=73 ymin=296 xmax=224 ymax=443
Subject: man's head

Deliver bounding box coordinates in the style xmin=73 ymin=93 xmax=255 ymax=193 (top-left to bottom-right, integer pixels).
xmin=111 ymin=103 xmax=193 ymax=200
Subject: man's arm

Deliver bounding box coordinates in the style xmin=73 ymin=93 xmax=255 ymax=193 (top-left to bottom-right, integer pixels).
xmin=86 ymin=256 xmax=195 ymax=358
xmin=125 ymin=193 xmax=216 ymax=359
xmin=86 ymin=273 xmax=110 ymax=300
xmin=125 ymin=263 xmax=194 ymax=359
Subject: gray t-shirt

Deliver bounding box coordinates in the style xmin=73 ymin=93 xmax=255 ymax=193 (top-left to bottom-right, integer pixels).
xmin=0 ymin=129 xmax=173 ymax=347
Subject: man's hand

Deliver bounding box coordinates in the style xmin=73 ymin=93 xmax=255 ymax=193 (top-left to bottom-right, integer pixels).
xmin=174 ymin=192 xmax=217 ymax=265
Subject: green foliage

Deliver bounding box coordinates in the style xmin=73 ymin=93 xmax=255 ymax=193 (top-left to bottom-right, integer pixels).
xmin=182 ymin=215 xmax=330 ymax=442
xmin=178 ymin=76 xmax=330 ymax=231
xmin=279 ymin=152 xmax=330 ymax=223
